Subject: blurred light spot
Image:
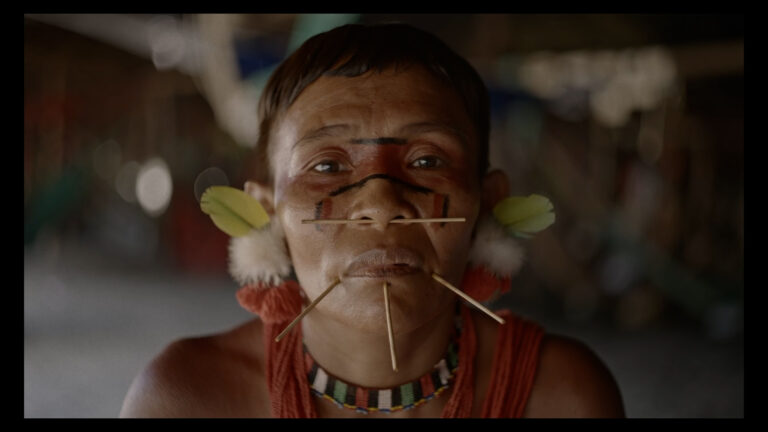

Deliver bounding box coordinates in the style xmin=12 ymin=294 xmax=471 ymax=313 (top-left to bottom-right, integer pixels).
xmin=517 ymin=51 xmax=563 ymax=99
xmin=92 ymin=139 xmax=122 ymax=181
xmin=148 ymin=15 xmax=186 ymax=70
xmin=135 ymin=158 xmax=173 ymax=217
xmin=630 ymin=47 xmax=677 ymax=111
xmin=194 ymin=167 xmax=230 ymax=202
xmin=115 ymin=161 xmax=140 ymax=203
xmin=568 ymin=52 xmax=592 ymax=88
xmin=516 ymin=46 xmax=677 ymax=127
xmin=590 ymin=77 xmax=632 ymax=127
xmin=223 ymin=90 xmax=260 ymax=148
xmin=590 ymin=51 xmax=619 ymax=84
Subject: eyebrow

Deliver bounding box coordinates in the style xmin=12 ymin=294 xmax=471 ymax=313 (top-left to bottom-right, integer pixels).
xmin=293 ymin=121 xmax=469 ymax=149
xmin=349 ymin=137 xmax=407 ymax=145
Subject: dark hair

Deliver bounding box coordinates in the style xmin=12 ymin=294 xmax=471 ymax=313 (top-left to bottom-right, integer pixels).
xmin=251 ymin=23 xmax=490 ymax=184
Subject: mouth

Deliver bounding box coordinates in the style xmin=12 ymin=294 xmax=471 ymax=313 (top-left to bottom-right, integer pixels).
xmin=344 ymin=247 xmax=425 ymax=278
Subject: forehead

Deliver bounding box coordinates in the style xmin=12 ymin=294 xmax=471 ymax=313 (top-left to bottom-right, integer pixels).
xmin=271 ymin=67 xmax=475 ymax=154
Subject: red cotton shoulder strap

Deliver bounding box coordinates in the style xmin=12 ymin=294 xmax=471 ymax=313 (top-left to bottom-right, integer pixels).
xmin=264 ymin=321 xmax=317 ymax=418
xmin=479 ymin=310 xmax=544 ymax=418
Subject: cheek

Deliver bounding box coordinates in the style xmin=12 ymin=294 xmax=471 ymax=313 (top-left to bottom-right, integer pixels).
xmin=274 ymin=178 xmax=340 ymax=288
xmin=427 ymin=191 xmax=480 ymax=275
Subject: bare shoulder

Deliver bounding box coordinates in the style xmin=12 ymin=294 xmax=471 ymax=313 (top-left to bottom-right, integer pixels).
xmin=119 ymin=318 xmax=270 ymax=418
xmin=524 ymin=333 xmax=626 ymax=418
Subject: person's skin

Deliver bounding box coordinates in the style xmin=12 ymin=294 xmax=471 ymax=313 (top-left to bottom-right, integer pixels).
xmin=120 ymin=66 xmax=625 ymax=418
xmin=268 ymin=66 xmax=483 ymax=394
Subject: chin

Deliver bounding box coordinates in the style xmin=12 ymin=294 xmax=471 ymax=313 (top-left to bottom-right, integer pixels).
xmin=318 ymin=274 xmax=453 ymax=334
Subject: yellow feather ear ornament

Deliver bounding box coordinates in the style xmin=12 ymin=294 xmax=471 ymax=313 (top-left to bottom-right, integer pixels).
xmin=200 ymin=185 xmax=300 ymax=323
xmin=461 ymin=194 xmax=555 ymax=302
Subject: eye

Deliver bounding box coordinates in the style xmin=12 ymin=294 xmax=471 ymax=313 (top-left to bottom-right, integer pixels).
xmin=312 ymin=160 xmax=341 ymax=173
xmin=410 ymin=155 xmax=444 ymax=169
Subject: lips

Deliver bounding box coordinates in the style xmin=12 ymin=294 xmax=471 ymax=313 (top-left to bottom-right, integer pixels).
xmin=344 ymin=247 xmax=425 ymax=278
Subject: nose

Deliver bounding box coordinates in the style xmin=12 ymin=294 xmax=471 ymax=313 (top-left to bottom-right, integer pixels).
xmin=346 ymin=177 xmax=419 ymax=230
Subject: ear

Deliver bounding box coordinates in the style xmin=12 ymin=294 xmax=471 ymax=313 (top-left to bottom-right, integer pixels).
xmin=244 ymin=181 xmax=276 ymax=215
xmin=480 ymin=169 xmax=510 ymax=214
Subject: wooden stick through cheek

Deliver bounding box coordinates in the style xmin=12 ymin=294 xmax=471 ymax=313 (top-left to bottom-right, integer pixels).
xmin=383 ymin=282 xmax=398 ymax=372
xmin=275 ymin=278 xmax=342 ymax=342
xmin=431 ymin=273 xmax=506 ymax=324
xmin=306 ymin=178 xmax=462 ymax=225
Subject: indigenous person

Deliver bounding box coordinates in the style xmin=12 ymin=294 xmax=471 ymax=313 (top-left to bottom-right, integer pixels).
xmin=120 ymin=23 xmax=625 ymax=418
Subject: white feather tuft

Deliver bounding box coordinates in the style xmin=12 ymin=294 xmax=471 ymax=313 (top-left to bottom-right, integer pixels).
xmin=228 ymin=217 xmax=292 ymax=286
xmin=468 ymin=215 xmax=525 ymax=278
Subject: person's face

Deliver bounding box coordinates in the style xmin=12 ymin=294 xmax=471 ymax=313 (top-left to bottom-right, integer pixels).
xmin=269 ymin=67 xmax=483 ymax=333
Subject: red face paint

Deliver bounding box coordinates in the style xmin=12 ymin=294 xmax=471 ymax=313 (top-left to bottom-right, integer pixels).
xmin=431 ymin=193 xmax=450 ymax=226
xmin=354 ymin=145 xmax=409 ymax=180
xmin=312 ymin=197 xmax=334 ymax=231
xmin=321 ymin=197 xmax=333 ymax=219
xmin=432 ymin=194 xmax=445 ymax=219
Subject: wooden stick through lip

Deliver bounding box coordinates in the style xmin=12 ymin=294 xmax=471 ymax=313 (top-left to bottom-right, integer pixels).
xmin=383 ymin=282 xmax=398 ymax=372
xmin=275 ymin=278 xmax=342 ymax=342
xmin=302 ymin=218 xmax=466 ymax=225
xmin=431 ymin=273 xmax=506 ymax=325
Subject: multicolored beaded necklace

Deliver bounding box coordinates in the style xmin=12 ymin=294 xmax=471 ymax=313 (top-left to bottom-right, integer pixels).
xmin=303 ymin=315 xmax=462 ymax=414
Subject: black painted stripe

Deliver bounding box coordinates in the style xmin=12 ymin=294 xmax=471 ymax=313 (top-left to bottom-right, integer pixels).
xmin=328 ymin=173 xmax=433 ymax=197
xmin=440 ymin=194 xmax=450 ymax=227
xmin=313 ymin=200 xmax=324 ymax=231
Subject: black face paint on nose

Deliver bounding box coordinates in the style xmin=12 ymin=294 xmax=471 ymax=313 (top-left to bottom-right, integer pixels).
xmin=312 ymin=175 xmax=441 ymax=229
xmin=328 ymin=173 xmax=433 ymax=197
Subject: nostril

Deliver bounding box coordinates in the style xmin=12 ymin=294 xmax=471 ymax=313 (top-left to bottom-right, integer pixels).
xmin=356 ymin=216 xmax=374 ymax=224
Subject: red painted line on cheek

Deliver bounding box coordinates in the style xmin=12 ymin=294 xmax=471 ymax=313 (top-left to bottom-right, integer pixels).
xmin=432 ymin=194 xmax=445 ymax=219
xmin=313 ymin=198 xmax=334 ymax=231
xmin=321 ymin=197 xmax=333 ymax=219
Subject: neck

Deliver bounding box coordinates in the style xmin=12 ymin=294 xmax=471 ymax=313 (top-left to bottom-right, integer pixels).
xmin=301 ymin=299 xmax=458 ymax=389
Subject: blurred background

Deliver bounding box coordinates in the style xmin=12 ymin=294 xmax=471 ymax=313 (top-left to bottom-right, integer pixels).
xmin=24 ymin=14 xmax=743 ymax=418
